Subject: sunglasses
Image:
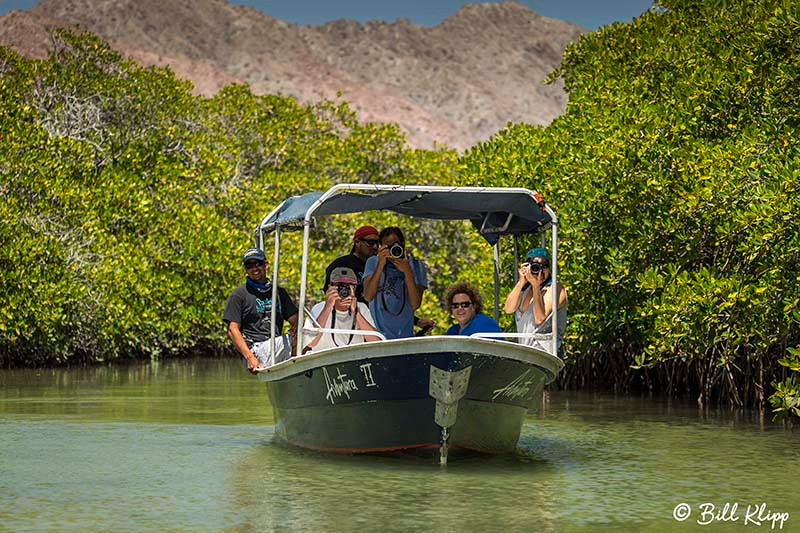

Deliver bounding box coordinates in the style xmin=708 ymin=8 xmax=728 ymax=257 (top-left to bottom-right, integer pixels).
xmin=451 ymin=301 xmax=473 ymax=309
xmin=360 ymin=239 xmax=380 ymax=246
xmin=244 ymin=261 xmax=265 ymax=268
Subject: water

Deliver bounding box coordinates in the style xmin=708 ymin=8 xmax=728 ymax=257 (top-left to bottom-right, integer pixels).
xmin=1 ymin=358 xmax=797 ymax=532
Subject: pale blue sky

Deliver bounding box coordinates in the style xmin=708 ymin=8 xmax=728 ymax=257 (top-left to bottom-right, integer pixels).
xmin=0 ymin=0 xmax=654 ymax=30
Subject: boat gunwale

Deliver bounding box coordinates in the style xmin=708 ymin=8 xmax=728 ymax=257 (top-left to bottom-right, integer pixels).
xmin=257 ymin=335 xmax=564 ymax=383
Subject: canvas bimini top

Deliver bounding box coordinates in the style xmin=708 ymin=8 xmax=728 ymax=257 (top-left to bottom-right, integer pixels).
xmin=257 ymin=185 xmax=554 ymax=245
xmin=254 ymin=184 xmax=559 ymax=357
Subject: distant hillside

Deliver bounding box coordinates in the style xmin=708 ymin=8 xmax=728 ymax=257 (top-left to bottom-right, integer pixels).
xmin=0 ymin=0 xmax=584 ymax=150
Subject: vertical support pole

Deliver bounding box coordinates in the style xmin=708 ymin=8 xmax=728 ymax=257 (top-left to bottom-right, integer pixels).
xmin=513 ymin=236 xmax=519 ymax=285
xmin=255 ymin=227 xmax=262 ymax=250
xmin=269 ymin=225 xmax=280 ymax=357
xmin=550 ymin=222 xmax=558 ymax=357
xmin=493 ymin=242 xmax=500 ymax=323
xmin=296 ymin=219 xmax=312 ymax=356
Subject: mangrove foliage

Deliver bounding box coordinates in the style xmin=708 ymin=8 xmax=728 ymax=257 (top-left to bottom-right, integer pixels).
xmin=462 ymin=0 xmax=800 ymax=413
xmin=1 ymin=0 xmax=799 ymax=416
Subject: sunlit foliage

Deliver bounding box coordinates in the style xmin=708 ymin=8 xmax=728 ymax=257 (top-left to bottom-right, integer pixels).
xmin=3 ymin=0 xmax=800 ymax=418
xmin=0 ymin=30 xmax=459 ymax=364
xmin=462 ymin=0 xmax=800 ymax=410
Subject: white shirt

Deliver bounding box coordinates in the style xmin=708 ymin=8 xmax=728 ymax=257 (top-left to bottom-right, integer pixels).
xmin=303 ymin=301 xmax=376 ymax=352
xmin=515 ymin=287 xmax=566 ymax=354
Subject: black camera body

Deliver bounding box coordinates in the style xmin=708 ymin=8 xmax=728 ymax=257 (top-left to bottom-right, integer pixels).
xmin=337 ymin=284 xmax=352 ymax=298
xmin=389 ymin=242 xmax=405 ymax=259
xmin=526 ymin=260 xmax=545 ymax=275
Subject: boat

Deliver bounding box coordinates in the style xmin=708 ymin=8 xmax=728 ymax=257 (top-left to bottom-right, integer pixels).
xmin=253 ymin=184 xmax=564 ymax=463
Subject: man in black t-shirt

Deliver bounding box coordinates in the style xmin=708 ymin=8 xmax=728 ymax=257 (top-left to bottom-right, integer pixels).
xmin=322 ymin=225 xmax=379 ymax=303
xmin=223 ymin=248 xmax=298 ymax=373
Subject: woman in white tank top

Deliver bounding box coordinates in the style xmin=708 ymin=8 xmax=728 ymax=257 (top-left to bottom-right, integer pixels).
xmin=503 ymin=248 xmax=567 ymax=354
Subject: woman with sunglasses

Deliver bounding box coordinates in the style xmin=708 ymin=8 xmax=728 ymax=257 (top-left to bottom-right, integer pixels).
xmin=443 ymin=281 xmax=502 ymax=336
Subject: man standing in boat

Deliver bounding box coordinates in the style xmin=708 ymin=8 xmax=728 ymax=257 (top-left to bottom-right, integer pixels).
xmin=362 ymin=227 xmax=428 ymax=339
xmin=223 ymin=248 xmax=299 ymax=373
xmin=322 ymin=225 xmax=380 ymax=303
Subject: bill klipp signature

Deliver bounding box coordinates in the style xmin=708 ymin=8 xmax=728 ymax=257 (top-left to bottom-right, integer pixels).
xmin=672 ymin=502 xmax=790 ymax=530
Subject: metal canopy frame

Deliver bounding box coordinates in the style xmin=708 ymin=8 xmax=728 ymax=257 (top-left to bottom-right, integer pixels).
xmin=253 ymin=184 xmax=559 ymax=358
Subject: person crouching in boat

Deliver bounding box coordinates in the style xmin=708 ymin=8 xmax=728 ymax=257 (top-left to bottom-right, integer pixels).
xmin=303 ymin=267 xmax=381 ymax=353
xmin=362 ymin=227 xmax=428 ymax=339
xmin=503 ymin=247 xmax=567 ymax=354
xmin=443 ymin=281 xmax=502 ymax=336
xmin=223 ymin=248 xmax=299 ymax=373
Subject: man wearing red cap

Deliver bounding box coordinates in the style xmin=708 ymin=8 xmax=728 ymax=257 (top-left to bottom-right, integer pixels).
xmin=322 ymin=225 xmax=380 ymax=303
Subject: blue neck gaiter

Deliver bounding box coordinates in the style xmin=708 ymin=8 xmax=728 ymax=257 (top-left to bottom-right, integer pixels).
xmin=246 ymin=277 xmax=273 ymax=294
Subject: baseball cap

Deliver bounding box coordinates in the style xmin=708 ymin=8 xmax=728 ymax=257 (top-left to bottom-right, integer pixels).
xmin=353 ymin=225 xmax=379 ymax=241
xmin=525 ymin=247 xmax=551 ymax=261
xmin=242 ymin=248 xmax=266 ymax=264
xmin=330 ymin=267 xmax=358 ymax=284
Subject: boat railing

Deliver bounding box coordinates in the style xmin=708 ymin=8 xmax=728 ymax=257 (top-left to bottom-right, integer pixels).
xmin=302 ymin=327 xmax=387 ymax=341
xmin=470 ymin=331 xmax=552 ymax=340
xmin=302 ymin=305 xmax=388 ymax=342
xmin=470 ymin=331 xmax=557 ymax=351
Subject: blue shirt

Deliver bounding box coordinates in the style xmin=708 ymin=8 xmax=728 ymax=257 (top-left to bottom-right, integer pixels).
xmin=445 ymin=313 xmax=502 ymax=336
xmin=363 ymin=255 xmax=428 ymax=339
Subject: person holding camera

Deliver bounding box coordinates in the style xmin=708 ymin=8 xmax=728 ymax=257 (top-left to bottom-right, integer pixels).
xmin=503 ymin=247 xmax=567 ymax=352
xmin=303 ymin=267 xmax=380 ymax=353
xmin=362 ymin=227 xmax=428 ymax=339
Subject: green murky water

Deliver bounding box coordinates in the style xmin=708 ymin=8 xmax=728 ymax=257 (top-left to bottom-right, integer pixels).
xmin=1 ymin=358 xmax=797 ymax=532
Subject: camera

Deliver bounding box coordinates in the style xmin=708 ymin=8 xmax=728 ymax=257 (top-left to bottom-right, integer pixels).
xmin=389 ymin=242 xmax=405 ymax=259
xmin=526 ymin=260 xmax=545 ymax=275
xmin=337 ymin=284 xmax=352 ymax=298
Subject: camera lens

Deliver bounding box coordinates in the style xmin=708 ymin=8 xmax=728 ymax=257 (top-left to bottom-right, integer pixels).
xmin=389 ymin=242 xmax=404 ymax=258
xmin=528 ymin=262 xmax=543 ymax=274
xmin=337 ymin=284 xmax=351 ymax=298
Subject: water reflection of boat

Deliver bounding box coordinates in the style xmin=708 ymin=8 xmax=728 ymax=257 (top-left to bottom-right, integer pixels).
xmin=254 ymin=185 xmax=564 ymax=463
xmin=230 ymin=434 xmax=561 ymax=532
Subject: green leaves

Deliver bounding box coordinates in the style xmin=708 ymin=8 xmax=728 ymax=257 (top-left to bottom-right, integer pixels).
xmin=0 ymin=30 xmax=461 ymax=365
xmin=462 ymin=0 xmax=800 ymax=411
xmin=3 ymin=6 xmax=800 ymax=419
xmin=769 ymin=375 xmax=800 ymax=420
xmin=770 ymin=347 xmax=800 ymax=419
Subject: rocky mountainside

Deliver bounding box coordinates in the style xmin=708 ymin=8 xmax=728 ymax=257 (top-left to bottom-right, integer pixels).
xmin=0 ymin=0 xmax=584 ymax=150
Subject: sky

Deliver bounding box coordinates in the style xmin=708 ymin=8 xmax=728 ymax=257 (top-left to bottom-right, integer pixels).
xmin=0 ymin=0 xmax=654 ymax=31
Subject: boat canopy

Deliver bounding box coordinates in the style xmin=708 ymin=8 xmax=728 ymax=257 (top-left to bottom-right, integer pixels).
xmin=258 ymin=186 xmax=553 ymax=245
xmin=254 ymin=184 xmax=559 ymax=358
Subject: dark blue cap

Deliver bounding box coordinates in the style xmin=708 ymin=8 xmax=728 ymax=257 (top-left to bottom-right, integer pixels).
xmin=242 ymin=248 xmax=266 ymax=264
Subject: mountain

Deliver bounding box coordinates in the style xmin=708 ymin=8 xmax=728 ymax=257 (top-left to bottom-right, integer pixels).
xmin=0 ymin=0 xmax=584 ymax=150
